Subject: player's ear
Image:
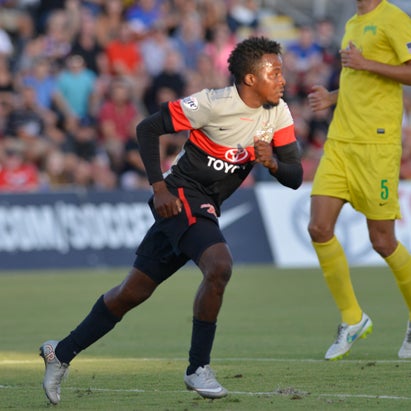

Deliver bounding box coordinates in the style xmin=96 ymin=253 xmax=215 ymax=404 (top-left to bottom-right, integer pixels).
xmin=243 ymin=73 xmax=255 ymax=87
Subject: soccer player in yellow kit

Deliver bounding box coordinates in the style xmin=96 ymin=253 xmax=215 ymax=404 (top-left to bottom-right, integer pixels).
xmin=307 ymin=0 xmax=411 ymax=360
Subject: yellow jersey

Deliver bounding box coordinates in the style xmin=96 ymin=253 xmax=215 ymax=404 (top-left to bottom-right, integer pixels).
xmin=329 ymin=0 xmax=411 ymax=144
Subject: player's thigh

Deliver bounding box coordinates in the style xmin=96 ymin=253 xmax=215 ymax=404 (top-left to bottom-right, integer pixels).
xmin=311 ymin=140 xmax=350 ymax=202
xmin=179 ymin=218 xmax=232 ymax=274
xmin=309 ymin=195 xmax=345 ymax=241
xmin=134 ymin=223 xmax=189 ymax=284
xmin=347 ymin=144 xmax=401 ymax=220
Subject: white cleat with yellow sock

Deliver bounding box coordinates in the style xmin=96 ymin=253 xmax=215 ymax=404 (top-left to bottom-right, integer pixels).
xmin=325 ymin=313 xmax=373 ymax=360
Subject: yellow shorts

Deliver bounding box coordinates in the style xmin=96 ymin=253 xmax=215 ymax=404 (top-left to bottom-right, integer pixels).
xmin=311 ymin=139 xmax=402 ymax=220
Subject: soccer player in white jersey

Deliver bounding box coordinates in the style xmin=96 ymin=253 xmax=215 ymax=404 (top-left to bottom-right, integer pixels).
xmin=39 ymin=36 xmax=303 ymax=404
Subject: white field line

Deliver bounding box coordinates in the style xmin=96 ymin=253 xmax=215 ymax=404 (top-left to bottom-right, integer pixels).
xmin=1 ymin=357 xmax=411 ymax=365
xmin=0 ymin=385 xmax=411 ymax=401
xmin=2 ymin=357 xmax=411 ymax=401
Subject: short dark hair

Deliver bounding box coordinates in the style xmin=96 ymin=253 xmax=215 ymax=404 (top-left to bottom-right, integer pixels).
xmin=227 ymin=36 xmax=282 ymax=85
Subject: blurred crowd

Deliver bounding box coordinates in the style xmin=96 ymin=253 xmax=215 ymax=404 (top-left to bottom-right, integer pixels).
xmin=0 ymin=0 xmax=410 ymax=193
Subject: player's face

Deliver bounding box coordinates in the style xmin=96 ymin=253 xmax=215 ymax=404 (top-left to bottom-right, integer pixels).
xmin=253 ymin=54 xmax=285 ymax=107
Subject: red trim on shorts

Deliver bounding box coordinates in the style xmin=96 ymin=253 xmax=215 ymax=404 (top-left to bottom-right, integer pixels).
xmin=178 ymin=187 xmax=197 ymax=226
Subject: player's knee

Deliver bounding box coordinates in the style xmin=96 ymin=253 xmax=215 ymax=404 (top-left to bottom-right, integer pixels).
xmin=307 ymin=221 xmax=334 ymax=242
xmin=204 ymin=258 xmax=232 ymax=291
xmin=370 ymin=237 xmax=397 ymax=258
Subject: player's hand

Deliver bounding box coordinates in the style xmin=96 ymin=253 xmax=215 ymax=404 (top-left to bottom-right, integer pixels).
xmin=254 ymin=137 xmax=278 ymax=173
xmin=152 ymin=181 xmax=182 ymax=218
xmin=340 ymin=41 xmax=367 ymax=70
xmin=308 ymin=85 xmax=332 ymax=112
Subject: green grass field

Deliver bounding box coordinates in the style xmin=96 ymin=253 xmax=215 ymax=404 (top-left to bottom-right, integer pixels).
xmin=1 ymin=264 xmax=411 ymax=410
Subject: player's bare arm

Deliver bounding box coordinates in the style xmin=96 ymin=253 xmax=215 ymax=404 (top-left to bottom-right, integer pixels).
xmin=308 ymin=85 xmax=338 ymax=112
xmin=341 ymin=41 xmax=411 ymax=85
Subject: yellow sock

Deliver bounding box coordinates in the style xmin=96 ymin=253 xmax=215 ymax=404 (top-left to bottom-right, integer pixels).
xmin=385 ymin=242 xmax=411 ymax=321
xmin=313 ymin=236 xmax=362 ymax=324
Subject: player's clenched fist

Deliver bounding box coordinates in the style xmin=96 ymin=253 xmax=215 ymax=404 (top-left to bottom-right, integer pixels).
xmin=254 ymin=137 xmax=278 ymax=173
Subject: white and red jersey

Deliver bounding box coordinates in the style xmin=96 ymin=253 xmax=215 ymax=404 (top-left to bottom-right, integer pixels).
xmin=164 ymin=85 xmax=296 ymax=207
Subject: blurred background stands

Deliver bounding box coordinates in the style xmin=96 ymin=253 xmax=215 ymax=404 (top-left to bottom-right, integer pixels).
xmin=0 ymin=0 xmax=410 ymax=192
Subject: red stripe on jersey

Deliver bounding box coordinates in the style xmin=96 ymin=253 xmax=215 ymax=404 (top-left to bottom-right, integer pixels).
xmin=189 ymin=129 xmax=253 ymax=164
xmin=178 ymin=187 xmax=197 ymax=225
xmin=273 ymin=124 xmax=296 ymax=147
xmin=168 ymin=101 xmax=192 ymax=130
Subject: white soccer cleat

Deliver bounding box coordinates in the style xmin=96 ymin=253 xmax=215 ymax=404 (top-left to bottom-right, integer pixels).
xmin=398 ymin=321 xmax=411 ymax=359
xmin=184 ymin=365 xmax=228 ymax=399
xmin=325 ymin=312 xmax=373 ymax=360
xmin=39 ymin=340 xmax=69 ymax=404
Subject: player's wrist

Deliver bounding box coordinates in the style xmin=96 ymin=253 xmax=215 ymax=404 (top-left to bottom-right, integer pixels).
xmin=152 ymin=180 xmax=167 ymax=193
xmin=267 ymin=158 xmax=278 ymax=174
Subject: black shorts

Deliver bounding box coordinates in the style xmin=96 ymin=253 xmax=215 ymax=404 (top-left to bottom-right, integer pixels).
xmin=133 ymin=215 xmax=226 ymax=284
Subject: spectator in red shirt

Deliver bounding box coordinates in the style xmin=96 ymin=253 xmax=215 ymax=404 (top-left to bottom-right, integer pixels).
xmin=0 ymin=142 xmax=39 ymax=192
xmin=98 ymin=77 xmax=143 ymax=172
xmin=104 ymin=21 xmax=143 ymax=76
